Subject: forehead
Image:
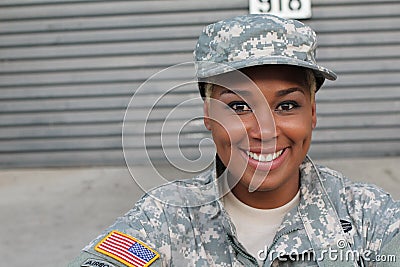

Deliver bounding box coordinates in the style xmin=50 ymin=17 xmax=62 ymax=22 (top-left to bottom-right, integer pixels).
xmin=210 ymin=65 xmax=309 ymax=93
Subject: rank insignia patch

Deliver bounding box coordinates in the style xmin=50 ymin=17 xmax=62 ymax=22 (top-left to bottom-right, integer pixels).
xmin=94 ymin=231 xmax=159 ymax=267
xmin=340 ymin=219 xmax=353 ymax=233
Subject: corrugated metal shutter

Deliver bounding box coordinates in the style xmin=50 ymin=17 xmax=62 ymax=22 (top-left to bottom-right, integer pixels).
xmin=309 ymin=0 xmax=400 ymax=158
xmin=0 ymin=0 xmax=399 ymax=168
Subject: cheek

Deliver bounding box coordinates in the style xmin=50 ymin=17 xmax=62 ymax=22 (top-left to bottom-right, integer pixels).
xmin=210 ymin=123 xmax=230 ymax=146
xmin=209 ymin=118 xmax=249 ymax=162
xmin=210 ymin=115 xmax=249 ymax=145
xmin=277 ymin=114 xmax=314 ymax=142
xmin=207 ymin=98 xmax=250 ymax=146
xmin=209 ymin=123 xmax=231 ymax=166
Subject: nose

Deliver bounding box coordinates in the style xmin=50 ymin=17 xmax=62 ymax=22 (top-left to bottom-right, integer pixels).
xmin=247 ymin=109 xmax=276 ymax=141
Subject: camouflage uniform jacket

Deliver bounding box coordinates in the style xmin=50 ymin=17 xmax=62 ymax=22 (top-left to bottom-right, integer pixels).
xmin=69 ymin=156 xmax=400 ymax=267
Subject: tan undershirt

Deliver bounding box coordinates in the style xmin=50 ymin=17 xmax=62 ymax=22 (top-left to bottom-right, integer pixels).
xmin=222 ymin=181 xmax=300 ymax=265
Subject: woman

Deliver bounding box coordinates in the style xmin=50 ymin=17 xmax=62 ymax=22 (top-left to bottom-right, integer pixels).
xmin=70 ymin=14 xmax=399 ymax=267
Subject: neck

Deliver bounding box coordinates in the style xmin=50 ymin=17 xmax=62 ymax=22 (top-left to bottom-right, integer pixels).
xmin=229 ymin=171 xmax=300 ymax=209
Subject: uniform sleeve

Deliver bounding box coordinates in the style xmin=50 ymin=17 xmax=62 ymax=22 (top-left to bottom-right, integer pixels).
xmin=376 ymin=232 xmax=400 ymax=267
xmin=377 ymin=197 xmax=400 ymax=263
xmin=68 ymin=250 xmax=163 ymax=267
xmin=367 ymin=187 xmax=400 ymax=249
xmin=338 ymin=176 xmax=400 ymax=260
xmin=68 ymin=195 xmax=171 ymax=267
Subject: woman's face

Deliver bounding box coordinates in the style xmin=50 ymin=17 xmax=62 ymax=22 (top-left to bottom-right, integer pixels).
xmin=204 ymin=65 xmax=316 ymax=195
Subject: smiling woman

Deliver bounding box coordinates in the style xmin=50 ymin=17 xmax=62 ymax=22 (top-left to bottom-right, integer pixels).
xmin=70 ymin=14 xmax=400 ymax=267
xmin=204 ymin=65 xmax=315 ymax=209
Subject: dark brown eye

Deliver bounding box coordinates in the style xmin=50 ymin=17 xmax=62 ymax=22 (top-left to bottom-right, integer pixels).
xmin=276 ymin=101 xmax=299 ymax=111
xmin=228 ymin=101 xmax=252 ymax=113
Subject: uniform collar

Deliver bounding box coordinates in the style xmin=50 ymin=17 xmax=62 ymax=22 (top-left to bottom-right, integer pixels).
xmin=297 ymin=156 xmax=348 ymax=250
xmin=296 ymin=156 xmax=356 ymax=266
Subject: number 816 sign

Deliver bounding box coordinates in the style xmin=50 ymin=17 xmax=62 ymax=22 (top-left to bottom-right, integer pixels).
xmin=249 ymin=0 xmax=312 ymax=19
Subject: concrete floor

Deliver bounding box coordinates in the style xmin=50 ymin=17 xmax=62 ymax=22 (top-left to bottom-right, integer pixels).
xmin=0 ymin=157 xmax=399 ymax=267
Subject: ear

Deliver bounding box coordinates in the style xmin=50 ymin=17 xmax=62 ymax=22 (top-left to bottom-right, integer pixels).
xmin=203 ymin=101 xmax=212 ymax=131
xmin=311 ymin=102 xmax=317 ymax=129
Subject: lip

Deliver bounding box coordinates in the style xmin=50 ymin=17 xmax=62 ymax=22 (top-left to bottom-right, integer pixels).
xmin=240 ymin=147 xmax=288 ymax=172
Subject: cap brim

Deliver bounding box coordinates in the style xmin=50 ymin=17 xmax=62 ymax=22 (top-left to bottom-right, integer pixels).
xmin=196 ymin=56 xmax=337 ymax=91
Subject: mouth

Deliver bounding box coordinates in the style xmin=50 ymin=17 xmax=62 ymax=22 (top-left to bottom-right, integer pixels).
xmin=246 ymin=149 xmax=284 ymax=162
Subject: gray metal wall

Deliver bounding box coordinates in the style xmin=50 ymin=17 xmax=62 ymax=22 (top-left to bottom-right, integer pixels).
xmin=0 ymin=0 xmax=399 ymax=168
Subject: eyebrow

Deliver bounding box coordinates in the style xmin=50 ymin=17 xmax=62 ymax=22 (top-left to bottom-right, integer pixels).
xmin=218 ymin=87 xmax=305 ymax=98
xmin=275 ymin=87 xmax=306 ymax=97
xmin=219 ymin=89 xmax=253 ymax=97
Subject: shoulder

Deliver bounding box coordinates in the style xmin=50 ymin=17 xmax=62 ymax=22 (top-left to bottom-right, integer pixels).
xmin=316 ymin=164 xmax=400 ymax=247
xmin=316 ymin=164 xmax=397 ymax=208
xmin=138 ymin=167 xmax=216 ymax=208
xmin=100 ymin=167 xmax=215 ymax=242
xmin=69 ymin=168 xmax=216 ymax=267
xmin=68 ymin=198 xmax=165 ymax=267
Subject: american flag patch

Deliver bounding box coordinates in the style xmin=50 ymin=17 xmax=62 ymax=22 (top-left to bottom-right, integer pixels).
xmin=94 ymin=230 xmax=159 ymax=267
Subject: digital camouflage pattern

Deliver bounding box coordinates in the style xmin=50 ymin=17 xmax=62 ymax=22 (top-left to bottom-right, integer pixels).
xmin=69 ymin=15 xmax=399 ymax=267
xmin=69 ymin=156 xmax=400 ymax=267
xmin=194 ymin=14 xmax=336 ymax=95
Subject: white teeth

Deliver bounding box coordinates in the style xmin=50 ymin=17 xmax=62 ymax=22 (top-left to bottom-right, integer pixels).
xmin=247 ymin=149 xmax=283 ymax=162
xmin=253 ymin=153 xmax=259 ymax=160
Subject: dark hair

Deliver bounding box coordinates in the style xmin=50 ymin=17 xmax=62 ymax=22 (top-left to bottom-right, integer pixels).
xmin=198 ymin=81 xmax=208 ymax=98
xmin=215 ymin=154 xmax=226 ymax=178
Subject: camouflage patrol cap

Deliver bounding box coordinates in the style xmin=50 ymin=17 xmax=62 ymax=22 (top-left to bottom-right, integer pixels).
xmin=194 ymin=14 xmax=337 ymax=96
